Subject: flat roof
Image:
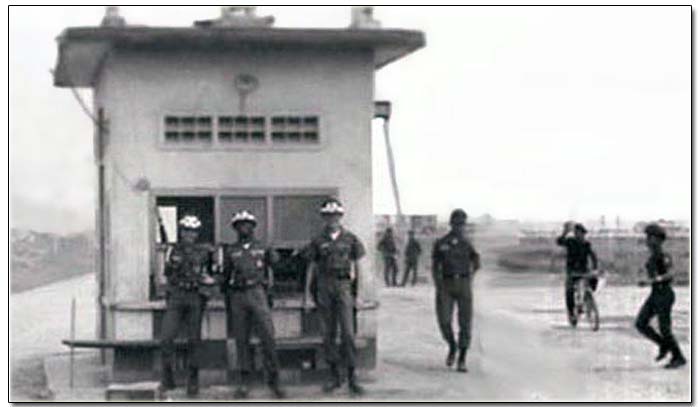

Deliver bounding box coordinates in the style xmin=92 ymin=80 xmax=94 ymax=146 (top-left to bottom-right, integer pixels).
xmin=53 ymin=26 xmax=425 ymax=87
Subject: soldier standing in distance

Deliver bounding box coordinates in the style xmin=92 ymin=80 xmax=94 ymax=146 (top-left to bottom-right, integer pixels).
xmin=221 ymin=210 xmax=286 ymax=399
xmin=432 ymin=209 xmax=480 ymax=373
xmin=401 ymin=230 xmax=422 ymax=286
xmin=377 ymin=227 xmax=399 ymax=287
xmin=304 ymin=198 xmax=366 ymax=396
xmin=159 ymin=215 xmax=216 ymax=396
xmin=635 ymin=223 xmax=686 ymax=369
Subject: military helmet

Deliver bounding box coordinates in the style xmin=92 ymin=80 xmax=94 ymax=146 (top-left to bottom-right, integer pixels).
xmin=644 ymin=223 xmax=667 ymax=241
xmin=231 ymin=210 xmax=257 ymax=227
xmin=320 ymin=198 xmax=345 ymax=215
xmin=449 ymin=209 xmax=468 ymax=226
xmin=179 ymin=215 xmax=202 ymax=230
xmin=574 ymin=223 xmax=587 ymax=234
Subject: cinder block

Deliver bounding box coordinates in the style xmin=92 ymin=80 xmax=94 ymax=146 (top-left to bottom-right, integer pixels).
xmin=356 ymin=308 xmax=377 ymax=337
xmin=106 ymin=381 xmax=162 ymax=401
xmin=272 ymin=309 xmax=302 ymax=338
xmin=201 ymin=311 xmax=227 ymax=339
xmin=114 ymin=311 xmax=152 ymax=340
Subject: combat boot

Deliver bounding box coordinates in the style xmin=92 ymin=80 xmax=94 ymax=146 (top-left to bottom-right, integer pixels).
xmin=322 ymin=364 xmax=343 ymax=393
xmin=655 ymin=343 xmax=670 ymax=362
xmin=665 ymin=355 xmax=687 ymax=369
xmin=456 ymin=348 xmax=468 ymax=373
xmin=186 ymin=367 xmax=199 ymax=397
xmin=234 ymin=371 xmax=251 ymax=399
xmin=160 ymin=366 xmax=176 ymax=391
xmin=348 ymin=367 xmax=364 ymax=396
xmin=445 ymin=343 xmax=457 ymax=367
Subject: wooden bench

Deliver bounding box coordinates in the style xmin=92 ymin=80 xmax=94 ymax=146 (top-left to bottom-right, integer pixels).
xmin=63 ymin=336 xmax=374 ymax=383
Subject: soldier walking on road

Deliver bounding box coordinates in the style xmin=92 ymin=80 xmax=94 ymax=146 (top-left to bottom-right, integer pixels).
xmin=432 ymin=209 xmax=480 ymax=373
xmin=159 ymin=215 xmax=216 ymax=396
xmin=401 ymin=230 xmax=422 ymax=286
xmin=221 ymin=210 xmax=286 ymax=399
xmin=635 ymin=223 xmax=686 ymax=369
xmin=304 ymin=198 xmax=366 ymax=396
xmin=378 ymin=227 xmax=399 ymax=287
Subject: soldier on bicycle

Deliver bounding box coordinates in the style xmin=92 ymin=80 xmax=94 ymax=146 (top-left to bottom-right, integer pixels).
xmin=556 ymin=222 xmax=598 ymax=326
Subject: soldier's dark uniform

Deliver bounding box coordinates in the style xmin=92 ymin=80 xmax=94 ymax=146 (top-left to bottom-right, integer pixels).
xmin=635 ymin=223 xmax=686 ymax=368
xmin=401 ymin=234 xmax=422 ymax=286
xmin=556 ymin=225 xmax=598 ymax=321
xmin=307 ymin=226 xmax=366 ymax=390
xmin=160 ymin=241 xmax=214 ymax=395
xmin=222 ymin=239 xmax=282 ymax=395
xmin=432 ymin=209 xmax=480 ymax=372
xmin=377 ymin=230 xmax=399 ymax=287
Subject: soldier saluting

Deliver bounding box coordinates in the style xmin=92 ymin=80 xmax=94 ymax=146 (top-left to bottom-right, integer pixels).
xmin=221 ymin=210 xmax=286 ymax=399
xmin=304 ymin=198 xmax=366 ymax=396
xmin=159 ymin=215 xmax=216 ymax=397
xmin=432 ymin=209 xmax=480 ymax=373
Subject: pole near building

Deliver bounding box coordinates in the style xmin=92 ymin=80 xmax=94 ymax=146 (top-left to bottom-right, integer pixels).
xmin=70 ymin=297 xmax=76 ymax=388
xmin=374 ymin=101 xmax=403 ymax=224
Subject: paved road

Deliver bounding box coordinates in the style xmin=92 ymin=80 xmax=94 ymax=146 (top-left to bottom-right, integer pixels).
xmin=11 ymin=267 xmax=690 ymax=401
xmin=11 ymin=273 xmax=96 ymax=362
xmin=370 ymin=269 xmax=689 ymax=401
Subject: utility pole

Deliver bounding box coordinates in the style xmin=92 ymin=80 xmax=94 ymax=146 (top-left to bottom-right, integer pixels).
xmin=375 ymin=101 xmax=404 ymax=228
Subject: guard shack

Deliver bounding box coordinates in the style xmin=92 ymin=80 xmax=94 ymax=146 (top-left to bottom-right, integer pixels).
xmin=53 ymin=7 xmax=424 ymax=384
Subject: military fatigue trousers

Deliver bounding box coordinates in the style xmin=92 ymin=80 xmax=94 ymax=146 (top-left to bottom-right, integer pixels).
xmin=227 ymin=287 xmax=280 ymax=377
xmin=161 ymin=290 xmax=205 ymax=370
xmin=317 ymin=277 xmax=357 ymax=368
xmin=402 ymin=258 xmax=419 ymax=286
xmin=383 ymin=256 xmax=399 ymax=287
xmin=435 ymin=275 xmax=473 ymax=349
xmin=635 ymin=285 xmax=683 ymax=359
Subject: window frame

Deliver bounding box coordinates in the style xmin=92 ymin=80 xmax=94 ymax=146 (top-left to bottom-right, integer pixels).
xmin=157 ymin=111 xmax=325 ymax=151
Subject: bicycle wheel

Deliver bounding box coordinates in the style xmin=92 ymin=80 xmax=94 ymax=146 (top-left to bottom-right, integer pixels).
xmin=583 ymin=291 xmax=600 ymax=331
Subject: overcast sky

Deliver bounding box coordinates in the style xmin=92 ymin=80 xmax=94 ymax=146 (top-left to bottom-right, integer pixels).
xmin=9 ymin=6 xmax=690 ymax=234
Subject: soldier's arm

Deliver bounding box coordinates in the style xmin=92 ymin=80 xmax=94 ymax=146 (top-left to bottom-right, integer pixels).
xmin=303 ymin=242 xmax=318 ymax=307
xmin=200 ymin=246 xmax=216 ymax=285
xmin=556 ymin=224 xmax=571 ymax=247
xmin=654 ymin=254 xmax=674 ymax=283
xmin=163 ymin=246 xmax=178 ymax=277
xmin=555 ymin=234 xmax=568 ymax=247
xmin=266 ymin=248 xmax=280 ymax=288
xmin=351 ymin=234 xmax=367 ymax=279
xmin=304 ymin=262 xmax=316 ymax=307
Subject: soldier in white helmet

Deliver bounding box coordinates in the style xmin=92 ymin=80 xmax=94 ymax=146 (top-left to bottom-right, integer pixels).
xmin=304 ymin=198 xmax=366 ymax=396
xmin=159 ymin=215 xmax=216 ymax=397
xmin=221 ymin=210 xmax=286 ymax=399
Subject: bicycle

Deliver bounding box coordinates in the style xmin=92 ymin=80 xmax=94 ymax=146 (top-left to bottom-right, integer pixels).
xmin=569 ymin=271 xmax=600 ymax=331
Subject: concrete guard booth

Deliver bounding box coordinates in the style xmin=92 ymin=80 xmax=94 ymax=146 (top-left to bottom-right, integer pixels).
xmin=53 ymin=7 xmax=424 ymax=384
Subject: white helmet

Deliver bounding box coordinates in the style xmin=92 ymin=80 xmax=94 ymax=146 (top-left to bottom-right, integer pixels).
xmin=320 ymin=199 xmax=345 ymax=215
xmin=179 ymin=215 xmax=202 ymax=230
xmin=231 ymin=210 xmax=257 ymax=227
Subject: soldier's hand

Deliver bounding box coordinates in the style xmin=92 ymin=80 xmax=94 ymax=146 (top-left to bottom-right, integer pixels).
xmin=157 ymin=275 xmax=168 ymax=286
xmin=349 ymin=269 xmax=356 ymax=281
